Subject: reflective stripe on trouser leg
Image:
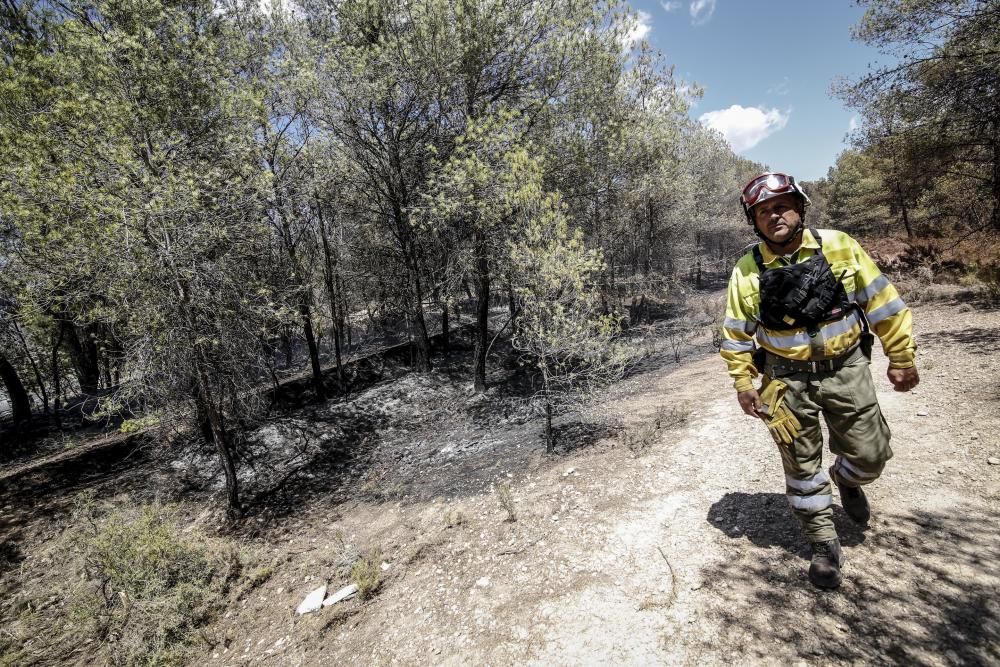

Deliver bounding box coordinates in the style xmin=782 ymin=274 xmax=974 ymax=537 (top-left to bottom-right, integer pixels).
xmin=786 ymin=469 xmax=833 ymax=513
xmin=833 ymin=455 xmax=880 ymax=487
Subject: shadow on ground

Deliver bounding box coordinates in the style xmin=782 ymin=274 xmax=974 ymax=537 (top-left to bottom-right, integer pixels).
xmin=707 ymin=492 xmax=870 ymax=558
xmin=699 ymin=498 xmax=1000 ymax=665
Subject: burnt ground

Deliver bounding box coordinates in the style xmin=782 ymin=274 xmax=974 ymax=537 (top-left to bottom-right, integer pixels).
xmin=2 ymin=291 xmax=999 ymax=666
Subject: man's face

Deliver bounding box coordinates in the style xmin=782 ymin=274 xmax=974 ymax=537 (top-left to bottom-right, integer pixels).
xmin=752 ymin=193 xmax=802 ymax=245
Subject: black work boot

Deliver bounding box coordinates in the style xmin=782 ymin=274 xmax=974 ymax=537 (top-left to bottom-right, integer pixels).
xmin=809 ymin=539 xmax=843 ymax=589
xmin=831 ymin=465 xmax=871 ymax=524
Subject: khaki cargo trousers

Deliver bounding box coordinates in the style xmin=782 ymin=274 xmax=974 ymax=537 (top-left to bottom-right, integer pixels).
xmin=764 ymin=346 xmax=893 ymax=543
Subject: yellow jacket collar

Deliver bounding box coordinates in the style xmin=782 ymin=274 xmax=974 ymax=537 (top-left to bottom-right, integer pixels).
xmin=758 ymin=228 xmax=819 ymax=265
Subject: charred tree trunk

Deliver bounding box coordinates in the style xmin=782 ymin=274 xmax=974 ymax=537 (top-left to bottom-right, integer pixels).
xmin=194 ymin=364 xmax=240 ymax=514
xmin=440 ymin=300 xmax=450 ymax=353
xmin=300 ymin=303 xmax=325 ymax=401
xmin=0 ymin=352 xmax=31 ymax=425
xmin=51 ymin=326 xmax=63 ymax=428
xmin=316 ymin=200 xmax=344 ymax=385
xmin=544 ymin=398 xmax=554 ymax=454
xmin=473 ymin=232 xmax=490 ymax=393
xmin=402 ymin=236 xmax=432 ymax=372
xmin=61 ymin=321 xmax=100 ymax=395
xmin=13 ymin=321 xmax=48 ymax=413
xmin=894 ymin=180 xmax=914 ymax=239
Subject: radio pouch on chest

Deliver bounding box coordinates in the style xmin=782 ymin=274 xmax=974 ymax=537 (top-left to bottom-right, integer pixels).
xmin=753 ymin=231 xmax=851 ymax=334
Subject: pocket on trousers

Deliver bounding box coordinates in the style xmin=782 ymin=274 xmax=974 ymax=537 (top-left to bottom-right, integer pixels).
xmin=841 ymin=361 xmax=879 ymax=411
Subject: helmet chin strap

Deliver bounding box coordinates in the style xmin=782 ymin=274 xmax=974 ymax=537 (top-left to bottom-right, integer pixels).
xmin=754 ymin=215 xmax=806 ymax=251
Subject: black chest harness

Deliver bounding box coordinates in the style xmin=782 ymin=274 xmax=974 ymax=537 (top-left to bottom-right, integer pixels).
xmin=752 ymin=231 xmax=853 ymax=336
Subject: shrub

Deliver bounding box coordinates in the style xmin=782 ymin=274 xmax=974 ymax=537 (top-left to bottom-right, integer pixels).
xmin=497 ymin=482 xmax=517 ymax=523
xmin=8 ymin=501 xmax=249 ymax=666
xmin=349 ymin=550 xmax=382 ymax=600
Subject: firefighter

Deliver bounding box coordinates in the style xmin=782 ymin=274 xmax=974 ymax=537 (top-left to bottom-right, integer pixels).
xmin=720 ymin=172 xmax=918 ymax=589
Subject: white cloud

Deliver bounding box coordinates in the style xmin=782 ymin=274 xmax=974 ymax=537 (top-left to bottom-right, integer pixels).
xmin=661 ymin=1 xmax=682 ymax=12
xmin=689 ymin=0 xmax=717 ymax=25
xmin=848 ymin=115 xmax=860 ymax=132
xmin=625 ymin=10 xmax=652 ymax=47
xmin=621 ymin=9 xmax=652 ymax=51
xmin=698 ymin=105 xmax=790 ymax=152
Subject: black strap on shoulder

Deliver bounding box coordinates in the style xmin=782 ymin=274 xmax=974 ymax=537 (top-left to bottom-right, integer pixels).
xmin=752 ymin=245 xmax=766 ymax=273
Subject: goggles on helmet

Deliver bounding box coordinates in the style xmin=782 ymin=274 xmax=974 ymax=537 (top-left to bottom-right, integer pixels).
xmin=740 ymin=172 xmax=810 ymax=221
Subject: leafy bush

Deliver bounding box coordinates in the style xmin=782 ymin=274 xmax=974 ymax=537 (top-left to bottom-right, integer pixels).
xmin=8 ymin=502 xmax=250 ymax=666
xmin=978 ymin=265 xmax=1000 ymax=304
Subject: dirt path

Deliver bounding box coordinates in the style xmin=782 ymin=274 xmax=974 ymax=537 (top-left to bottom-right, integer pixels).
xmin=192 ymin=296 xmax=998 ymax=666
xmin=7 ymin=298 xmax=996 ymax=666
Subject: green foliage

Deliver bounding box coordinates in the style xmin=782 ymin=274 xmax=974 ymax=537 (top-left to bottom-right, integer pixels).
xmin=836 ymin=0 xmax=1000 ymax=234
xmin=349 ymin=550 xmax=383 ymax=601
xmin=8 ymin=501 xmax=251 ymax=666
xmin=118 ymin=414 xmax=161 ymax=434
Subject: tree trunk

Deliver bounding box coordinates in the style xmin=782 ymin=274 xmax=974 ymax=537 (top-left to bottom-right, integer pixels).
xmin=404 ymin=240 xmax=432 ymax=372
xmin=895 ymin=180 xmax=914 ymax=239
xmin=51 ymin=326 xmax=63 ymax=428
xmin=13 ymin=321 xmax=48 ymax=413
xmin=0 ymin=352 xmax=32 ymax=425
xmin=195 ymin=363 xmax=240 ymax=514
xmin=61 ymin=321 xmax=100 ymax=395
xmin=440 ymin=299 xmax=450 ymax=354
xmin=300 ymin=303 xmax=325 ymax=400
xmin=545 ymin=399 xmax=554 ymax=454
xmin=473 ymin=233 xmax=490 ymax=393
xmin=316 ymin=200 xmax=344 ymax=385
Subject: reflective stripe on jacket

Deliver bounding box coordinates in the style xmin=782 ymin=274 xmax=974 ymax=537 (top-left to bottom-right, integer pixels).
xmin=721 ymin=229 xmax=916 ymax=392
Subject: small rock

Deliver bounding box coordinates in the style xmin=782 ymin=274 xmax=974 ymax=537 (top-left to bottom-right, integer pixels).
xmin=988 ymin=457 xmax=1000 ymax=466
xmin=296 ymin=585 xmax=327 ymax=615
xmin=475 ymin=576 xmax=490 ymax=588
xmin=917 ymin=411 xmax=928 ymax=417
xmin=563 ymin=467 xmax=575 ymax=476
xmin=380 ymin=561 xmax=391 ymax=572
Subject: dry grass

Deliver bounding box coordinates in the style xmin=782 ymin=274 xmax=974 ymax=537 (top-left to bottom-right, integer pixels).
xmin=349 ymin=550 xmax=383 ymax=601
xmin=497 ymin=482 xmax=517 ymax=523
xmin=2 ymin=499 xmax=256 ymax=666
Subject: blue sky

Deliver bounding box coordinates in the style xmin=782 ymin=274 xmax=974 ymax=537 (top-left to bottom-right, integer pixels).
xmin=624 ymin=0 xmax=888 ymax=181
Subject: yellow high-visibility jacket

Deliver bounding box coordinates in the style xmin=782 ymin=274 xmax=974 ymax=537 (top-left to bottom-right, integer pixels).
xmin=721 ymin=229 xmax=916 ymax=392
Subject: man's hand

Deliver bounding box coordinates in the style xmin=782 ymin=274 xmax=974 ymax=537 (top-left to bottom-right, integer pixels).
xmin=887 ymin=366 xmax=919 ymax=392
xmin=738 ymin=389 xmax=763 ymax=418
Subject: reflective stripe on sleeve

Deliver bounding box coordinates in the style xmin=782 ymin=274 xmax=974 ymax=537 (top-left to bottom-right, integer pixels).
xmin=785 ymin=469 xmax=830 ymax=493
xmin=721 ymin=339 xmax=755 ymax=352
xmin=723 ymin=316 xmax=755 ymax=334
xmin=787 ymin=494 xmax=832 ymax=513
xmin=850 ymin=274 xmax=890 ymax=306
xmin=867 ymin=297 xmax=907 ymax=325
